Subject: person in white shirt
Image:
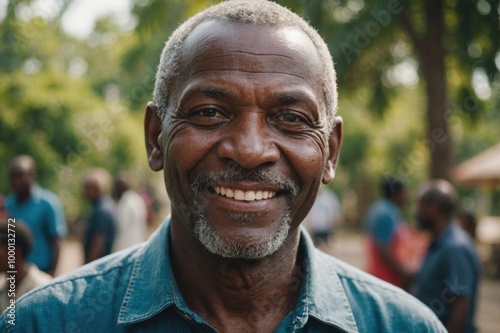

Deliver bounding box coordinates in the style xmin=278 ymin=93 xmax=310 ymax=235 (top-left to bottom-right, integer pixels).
xmin=303 ymin=186 xmax=342 ymax=245
xmin=112 ymin=172 xmax=148 ymax=252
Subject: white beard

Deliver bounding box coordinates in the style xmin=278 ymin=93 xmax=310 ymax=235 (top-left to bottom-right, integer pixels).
xmin=192 ymin=202 xmax=291 ymax=260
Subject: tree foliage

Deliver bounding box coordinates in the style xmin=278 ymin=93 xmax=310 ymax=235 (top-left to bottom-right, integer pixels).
xmin=0 ymin=3 xmax=147 ymax=218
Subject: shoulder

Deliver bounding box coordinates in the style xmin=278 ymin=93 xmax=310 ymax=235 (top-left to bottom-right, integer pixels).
xmin=366 ymin=200 xmax=392 ymax=218
xmin=95 ymin=198 xmax=117 ymax=218
xmin=5 ymin=195 xmax=15 ymax=209
xmin=315 ymin=251 xmax=446 ymax=332
xmin=122 ymin=190 xmax=143 ymax=201
xmin=1 ymin=245 xmax=143 ymax=331
xmin=440 ymin=225 xmax=478 ymax=257
xmin=21 ymin=246 xmax=139 ymax=301
xmin=33 ymin=186 xmax=61 ymax=207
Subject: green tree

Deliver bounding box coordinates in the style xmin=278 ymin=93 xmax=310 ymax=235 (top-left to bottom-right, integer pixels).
xmin=276 ymin=0 xmax=499 ymax=180
xmin=0 ymin=2 xmax=147 ymax=219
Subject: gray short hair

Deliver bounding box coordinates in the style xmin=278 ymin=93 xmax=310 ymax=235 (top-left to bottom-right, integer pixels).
xmin=153 ymin=0 xmax=338 ymax=132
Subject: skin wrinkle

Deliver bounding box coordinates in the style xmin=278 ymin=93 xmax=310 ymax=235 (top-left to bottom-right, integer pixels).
xmin=190 ymin=68 xmax=306 ymax=80
xmin=193 ymin=51 xmax=296 ymax=62
xmin=189 ymin=50 xmax=311 ymax=79
xmin=174 ymin=90 xmax=322 ymax=128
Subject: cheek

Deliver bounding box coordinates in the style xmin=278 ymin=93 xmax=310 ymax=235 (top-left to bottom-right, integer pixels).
xmin=281 ymin=139 xmax=326 ymax=220
xmin=283 ymin=134 xmax=327 ymax=181
xmin=164 ymin=128 xmax=218 ymax=194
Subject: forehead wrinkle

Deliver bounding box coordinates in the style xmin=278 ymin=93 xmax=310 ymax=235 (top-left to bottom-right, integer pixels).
xmin=190 ymin=68 xmax=306 ymax=80
xmin=192 ymin=50 xmax=295 ymax=64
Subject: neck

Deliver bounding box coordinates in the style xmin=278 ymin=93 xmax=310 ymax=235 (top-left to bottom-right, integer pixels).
xmin=16 ymin=190 xmax=32 ymax=204
xmin=170 ymin=217 xmax=302 ymax=332
xmin=432 ymin=217 xmax=451 ymax=238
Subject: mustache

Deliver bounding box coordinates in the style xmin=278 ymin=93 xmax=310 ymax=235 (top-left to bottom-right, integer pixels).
xmin=190 ymin=165 xmax=300 ymax=199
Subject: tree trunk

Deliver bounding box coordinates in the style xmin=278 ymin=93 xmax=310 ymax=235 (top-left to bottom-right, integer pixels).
xmin=418 ymin=0 xmax=454 ymax=180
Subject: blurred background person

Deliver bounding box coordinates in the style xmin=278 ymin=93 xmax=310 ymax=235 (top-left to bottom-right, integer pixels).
xmin=412 ymin=179 xmax=480 ymax=333
xmin=0 ymin=195 xmax=8 ymax=221
xmin=6 ymin=155 xmax=66 ymax=275
xmin=364 ymin=177 xmax=412 ymax=289
xmin=0 ymin=220 xmax=53 ymax=310
xmin=303 ymin=186 xmax=342 ymax=246
xmin=458 ymin=210 xmax=477 ymax=239
xmin=112 ymin=172 xmax=147 ymax=252
xmin=82 ymin=168 xmax=117 ymax=263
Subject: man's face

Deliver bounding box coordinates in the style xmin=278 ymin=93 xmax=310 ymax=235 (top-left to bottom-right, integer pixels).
xmin=9 ymin=166 xmax=33 ymax=196
xmin=83 ymin=180 xmax=100 ymax=202
xmin=416 ymin=199 xmax=434 ymax=231
xmin=395 ymin=188 xmax=409 ymax=208
xmin=151 ymin=21 xmax=341 ymax=259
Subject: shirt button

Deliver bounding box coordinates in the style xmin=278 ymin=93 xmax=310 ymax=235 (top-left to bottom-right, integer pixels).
xmin=184 ymin=313 xmax=193 ymax=321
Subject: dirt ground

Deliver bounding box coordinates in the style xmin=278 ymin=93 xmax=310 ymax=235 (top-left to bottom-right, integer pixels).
xmin=56 ymin=231 xmax=500 ymax=332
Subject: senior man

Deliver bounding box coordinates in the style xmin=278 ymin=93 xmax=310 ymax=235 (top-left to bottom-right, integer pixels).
xmin=1 ymin=1 xmax=445 ymax=332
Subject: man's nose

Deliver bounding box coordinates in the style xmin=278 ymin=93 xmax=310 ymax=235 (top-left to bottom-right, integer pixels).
xmin=216 ymin=113 xmax=280 ymax=169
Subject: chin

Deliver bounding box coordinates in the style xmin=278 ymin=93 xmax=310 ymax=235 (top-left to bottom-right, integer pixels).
xmin=193 ymin=208 xmax=292 ymax=260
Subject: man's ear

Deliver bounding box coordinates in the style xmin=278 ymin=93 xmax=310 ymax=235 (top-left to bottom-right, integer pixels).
xmin=322 ymin=116 xmax=343 ymax=184
xmin=144 ymin=102 xmax=164 ymax=171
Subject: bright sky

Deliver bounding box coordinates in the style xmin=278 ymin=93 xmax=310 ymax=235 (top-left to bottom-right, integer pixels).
xmin=0 ymin=0 xmax=133 ymax=38
xmin=61 ymin=0 xmax=133 ymax=38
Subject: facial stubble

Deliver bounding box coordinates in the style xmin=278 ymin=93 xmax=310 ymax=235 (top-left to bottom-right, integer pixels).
xmin=188 ymin=167 xmax=299 ymax=260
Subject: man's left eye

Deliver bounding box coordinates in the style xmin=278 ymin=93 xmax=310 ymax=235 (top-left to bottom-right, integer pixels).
xmin=282 ymin=113 xmax=299 ymax=122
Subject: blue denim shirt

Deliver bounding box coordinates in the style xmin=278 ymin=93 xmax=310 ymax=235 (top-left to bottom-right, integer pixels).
xmin=1 ymin=218 xmax=445 ymax=332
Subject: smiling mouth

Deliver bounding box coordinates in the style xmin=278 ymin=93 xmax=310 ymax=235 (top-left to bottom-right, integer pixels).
xmin=210 ymin=186 xmax=277 ymax=201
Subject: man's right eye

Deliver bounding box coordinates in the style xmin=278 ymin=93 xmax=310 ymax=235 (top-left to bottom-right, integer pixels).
xmin=199 ymin=109 xmax=218 ymax=117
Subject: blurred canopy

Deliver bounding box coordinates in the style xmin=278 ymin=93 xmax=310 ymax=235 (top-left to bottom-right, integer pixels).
xmin=0 ymin=0 xmax=499 ymax=224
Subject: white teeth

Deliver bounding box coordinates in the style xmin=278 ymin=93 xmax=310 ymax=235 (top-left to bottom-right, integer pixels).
xmin=234 ymin=190 xmax=245 ymax=200
xmin=213 ymin=187 xmax=276 ymax=201
xmin=244 ymin=191 xmax=256 ymax=201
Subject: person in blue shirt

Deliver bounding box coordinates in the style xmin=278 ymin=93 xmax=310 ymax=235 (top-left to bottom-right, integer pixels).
xmin=82 ymin=168 xmax=117 ymax=264
xmin=412 ymin=179 xmax=480 ymax=333
xmin=5 ymin=155 xmax=66 ymax=275
xmin=364 ymin=177 xmax=411 ymax=289
xmin=1 ymin=1 xmax=446 ymax=332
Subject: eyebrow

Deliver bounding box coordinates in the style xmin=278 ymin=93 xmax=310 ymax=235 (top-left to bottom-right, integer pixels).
xmin=272 ymin=91 xmax=319 ymax=112
xmin=200 ymin=88 xmax=230 ymax=98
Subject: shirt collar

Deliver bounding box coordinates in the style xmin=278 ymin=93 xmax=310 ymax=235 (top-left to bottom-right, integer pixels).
xmin=118 ymin=219 xmax=359 ymax=332
xmin=299 ymin=231 xmax=359 ymax=332
xmin=117 ymin=218 xmax=177 ymax=325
